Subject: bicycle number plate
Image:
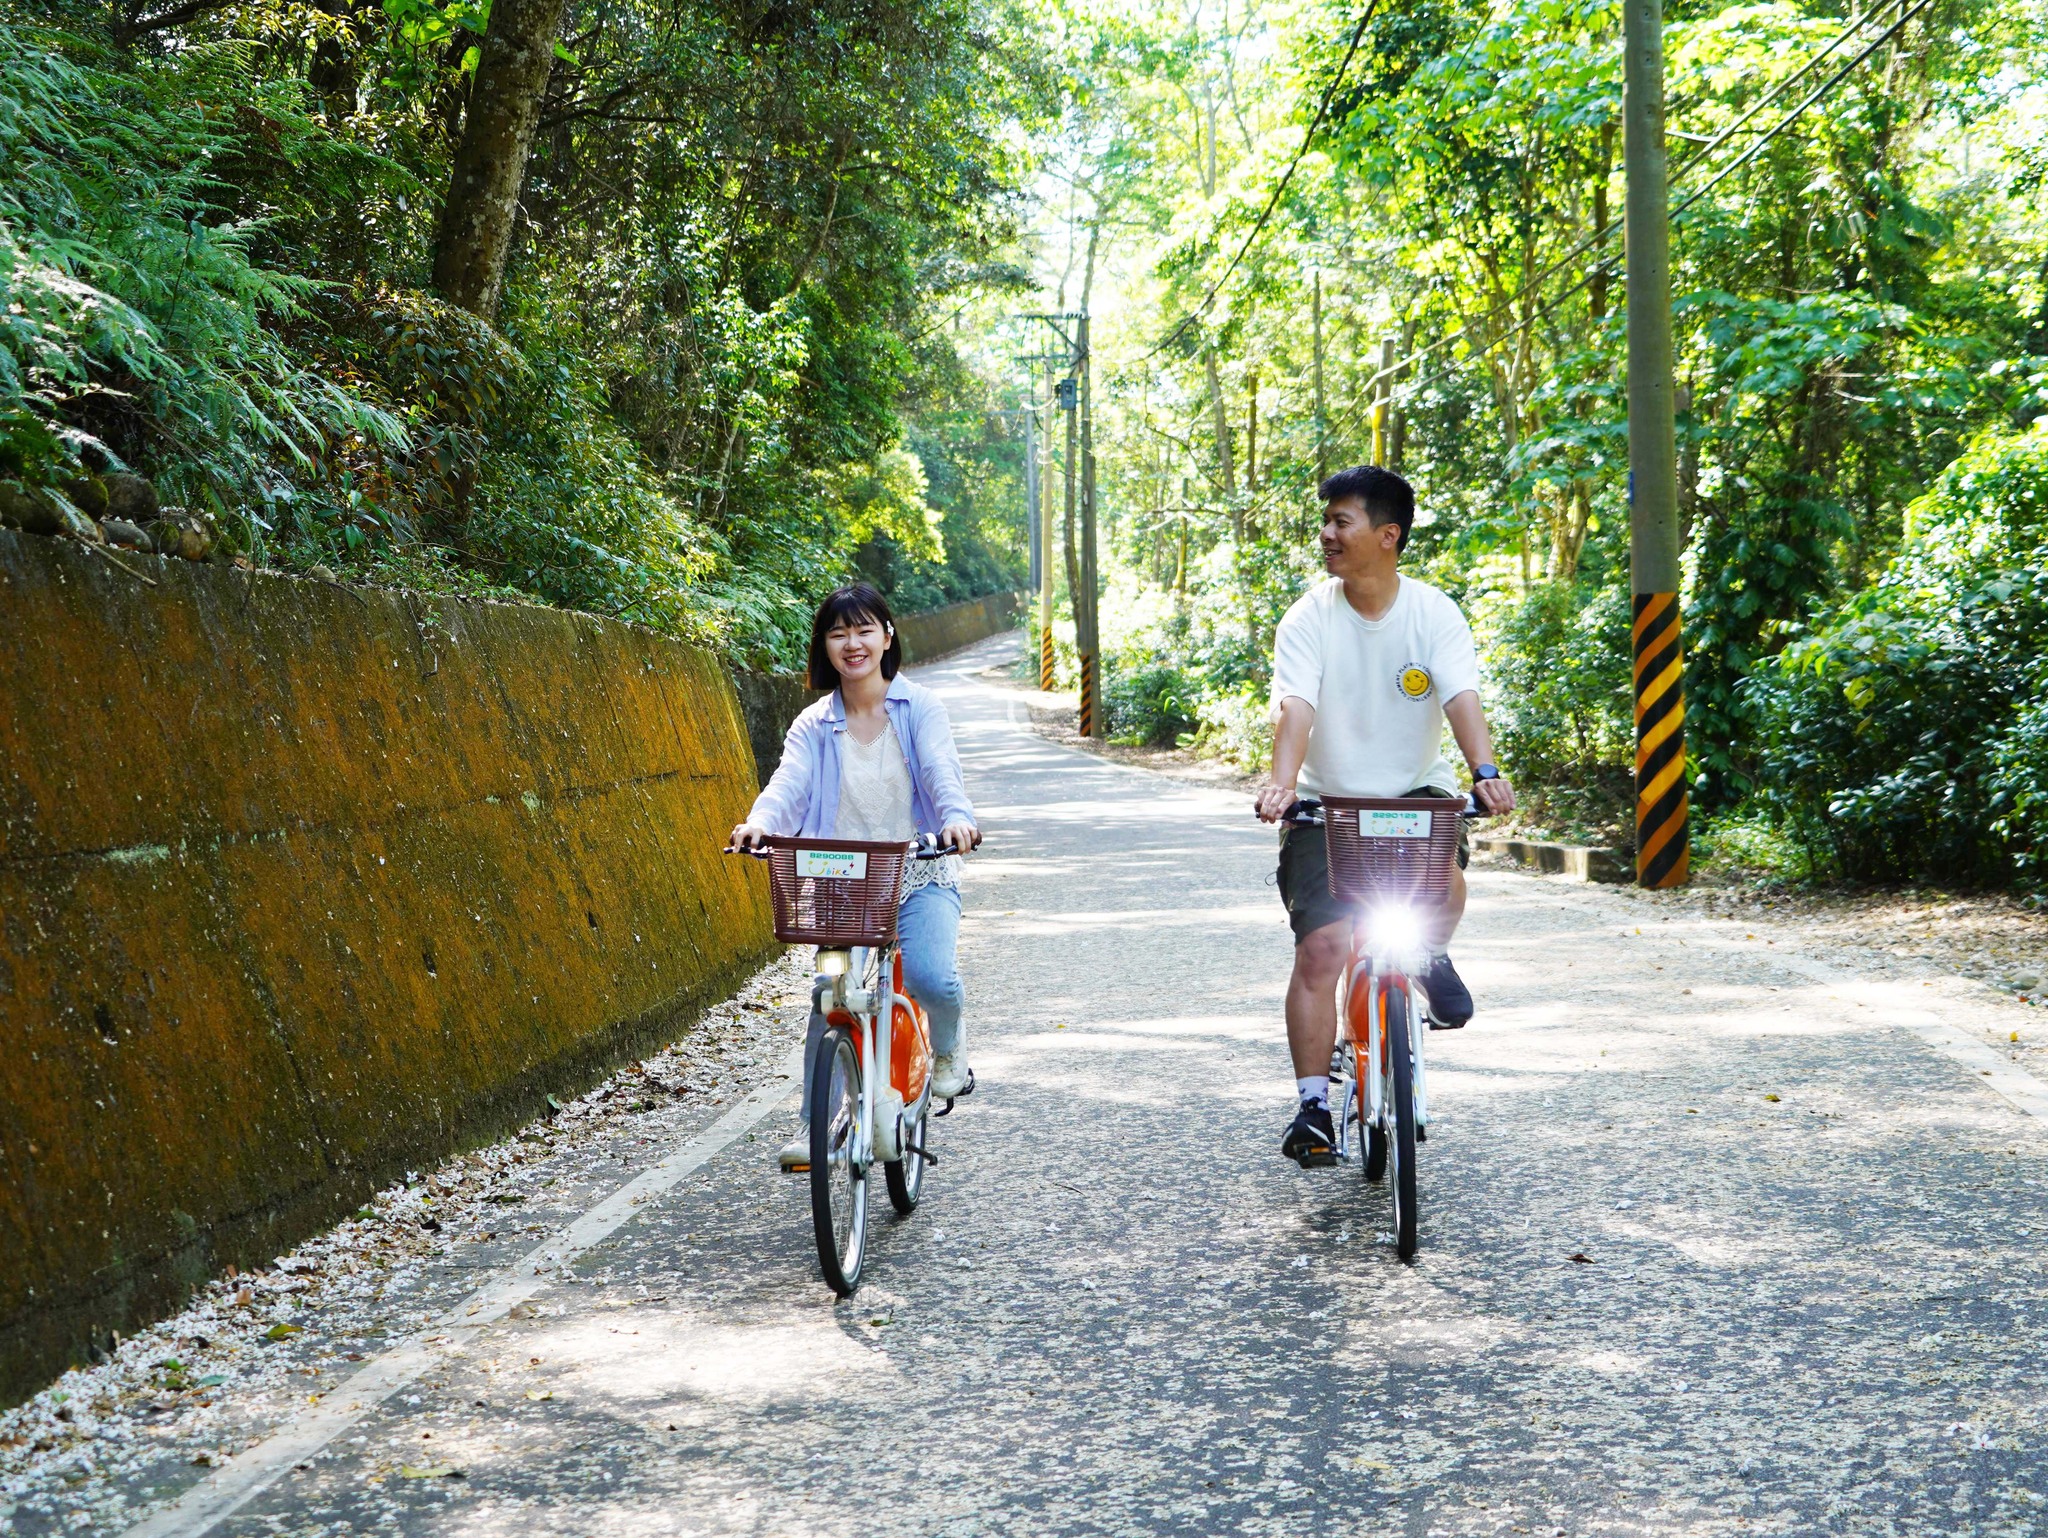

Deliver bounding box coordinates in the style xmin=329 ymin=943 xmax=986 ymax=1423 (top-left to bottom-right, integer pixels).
xmin=797 ymin=850 xmax=868 ymax=880
xmin=1358 ymin=810 xmax=1432 ymax=840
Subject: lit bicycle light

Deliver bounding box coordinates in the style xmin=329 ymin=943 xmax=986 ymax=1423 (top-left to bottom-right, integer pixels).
xmin=815 ymin=950 xmax=850 ymax=976
xmin=1369 ymin=905 xmax=1426 ymax=954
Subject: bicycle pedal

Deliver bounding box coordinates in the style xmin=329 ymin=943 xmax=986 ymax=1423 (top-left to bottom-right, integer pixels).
xmin=1415 ymin=1125 xmax=1427 ymax=1143
xmin=783 ymin=1161 xmax=811 ymax=1173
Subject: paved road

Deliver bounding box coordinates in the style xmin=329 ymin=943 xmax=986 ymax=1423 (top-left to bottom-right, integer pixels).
xmin=120 ymin=635 xmax=2048 ymax=1535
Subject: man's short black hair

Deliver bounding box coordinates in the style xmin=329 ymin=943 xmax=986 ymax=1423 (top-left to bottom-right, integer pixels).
xmin=1318 ymin=464 xmax=1415 ymax=551
xmin=808 ymin=582 xmax=902 ymax=690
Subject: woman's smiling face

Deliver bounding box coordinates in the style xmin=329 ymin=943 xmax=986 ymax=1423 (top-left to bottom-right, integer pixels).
xmin=824 ymin=612 xmax=888 ymax=683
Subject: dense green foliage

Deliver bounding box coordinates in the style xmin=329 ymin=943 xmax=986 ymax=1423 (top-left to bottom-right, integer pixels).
xmin=9 ymin=0 xmax=2048 ymax=885
xmin=1020 ymin=0 xmax=2048 ymax=879
xmin=0 ymin=0 xmax=1041 ymax=662
xmin=1751 ymin=420 xmax=2048 ymax=882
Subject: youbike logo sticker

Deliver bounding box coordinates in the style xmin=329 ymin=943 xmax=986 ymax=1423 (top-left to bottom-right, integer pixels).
xmin=1359 ymin=809 xmax=1432 ymax=840
xmin=797 ymin=850 xmax=869 ymax=880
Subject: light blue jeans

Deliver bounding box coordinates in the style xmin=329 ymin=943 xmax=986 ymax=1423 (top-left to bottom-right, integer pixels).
xmin=802 ymin=882 xmax=964 ymax=1115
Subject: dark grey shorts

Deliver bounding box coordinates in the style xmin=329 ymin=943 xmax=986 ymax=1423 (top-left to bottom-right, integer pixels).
xmin=1276 ymin=787 xmax=1469 ymax=943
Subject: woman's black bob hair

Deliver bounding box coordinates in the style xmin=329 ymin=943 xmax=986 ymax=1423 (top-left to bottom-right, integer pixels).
xmin=807 ymin=583 xmax=901 ymax=690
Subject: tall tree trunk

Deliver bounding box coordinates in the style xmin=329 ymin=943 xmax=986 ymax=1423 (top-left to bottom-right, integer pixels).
xmin=1589 ymin=122 xmax=1613 ymax=321
xmin=1205 ymin=345 xmax=1235 ymax=498
xmin=1244 ymin=367 xmax=1259 ymax=492
xmin=431 ymin=0 xmax=568 ymax=319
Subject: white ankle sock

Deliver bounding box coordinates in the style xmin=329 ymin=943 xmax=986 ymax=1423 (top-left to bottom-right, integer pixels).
xmin=1296 ymin=1075 xmax=1329 ymax=1107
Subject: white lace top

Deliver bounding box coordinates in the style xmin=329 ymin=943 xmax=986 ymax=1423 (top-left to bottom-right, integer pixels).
xmin=836 ymin=720 xmax=958 ymax=891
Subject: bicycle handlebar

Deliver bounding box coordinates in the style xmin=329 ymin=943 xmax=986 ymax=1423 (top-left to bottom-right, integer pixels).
xmin=722 ymin=833 xmax=966 ymax=860
xmin=1278 ymin=794 xmax=1487 ymax=826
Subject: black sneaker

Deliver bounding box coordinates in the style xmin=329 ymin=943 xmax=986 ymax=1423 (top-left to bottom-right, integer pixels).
xmin=1282 ymin=1101 xmax=1338 ymax=1168
xmin=1423 ymin=954 xmax=1474 ymax=1029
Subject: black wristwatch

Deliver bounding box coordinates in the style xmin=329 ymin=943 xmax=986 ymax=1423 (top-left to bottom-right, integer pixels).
xmin=1474 ymin=763 xmax=1500 ymax=781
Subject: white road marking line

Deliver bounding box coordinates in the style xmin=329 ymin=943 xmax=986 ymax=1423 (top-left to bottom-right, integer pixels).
xmin=1516 ymin=882 xmax=2048 ymax=1126
xmin=121 ymin=1051 xmax=803 ymax=1538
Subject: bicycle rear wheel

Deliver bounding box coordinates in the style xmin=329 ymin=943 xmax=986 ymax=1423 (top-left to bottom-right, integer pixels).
xmin=1385 ymin=986 xmax=1419 ymax=1260
xmin=885 ymin=1097 xmax=928 ymax=1214
xmin=809 ymin=1025 xmax=867 ymax=1295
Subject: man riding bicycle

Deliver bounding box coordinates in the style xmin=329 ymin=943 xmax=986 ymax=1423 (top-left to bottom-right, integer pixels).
xmin=1253 ymin=465 xmax=1517 ymax=1169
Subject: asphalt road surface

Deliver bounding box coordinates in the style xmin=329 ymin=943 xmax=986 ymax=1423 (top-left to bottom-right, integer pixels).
xmin=100 ymin=633 xmax=2048 ymax=1537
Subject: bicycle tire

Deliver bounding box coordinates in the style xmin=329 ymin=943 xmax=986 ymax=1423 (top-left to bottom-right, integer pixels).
xmin=1354 ymin=1059 xmax=1386 ymax=1180
xmin=884 ymin=1096 xmax=928 ymax=1214
xmin=809 ymin=1025 xmax=867 ymax=1295
xmin=1386 ymin=986 xmax=1419 ymax=1260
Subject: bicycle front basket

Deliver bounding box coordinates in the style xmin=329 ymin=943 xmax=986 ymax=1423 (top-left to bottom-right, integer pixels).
xmin=761 ymin=836 xmax=911 ymax=946
xmin=1320 ymin=796 xmax=1462 ymax=907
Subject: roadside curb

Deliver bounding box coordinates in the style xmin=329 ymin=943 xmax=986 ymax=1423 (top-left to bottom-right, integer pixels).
xmin=1473 ymin=835 xmax=1631 ymax=884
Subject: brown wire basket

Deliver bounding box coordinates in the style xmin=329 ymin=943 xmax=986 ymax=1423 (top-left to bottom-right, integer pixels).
xmin=759 ymin=836 xmax=912 ymax=946
xmin=1320 ymin=796 xmax=1463 ymax=906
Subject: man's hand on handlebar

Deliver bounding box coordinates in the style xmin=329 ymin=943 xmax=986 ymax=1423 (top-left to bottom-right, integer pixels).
xmin=1472 ymin=774 xmax=1517 ymax=816
xmin=1253 ymin=782 xmax=1299 ymax=824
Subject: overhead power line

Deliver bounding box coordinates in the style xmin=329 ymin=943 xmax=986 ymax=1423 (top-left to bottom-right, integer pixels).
xmin=1324 ymin=0 xmax=1938 ymax=413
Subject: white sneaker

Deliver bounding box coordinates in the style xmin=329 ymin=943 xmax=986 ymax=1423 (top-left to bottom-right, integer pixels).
xmin=776 ymin=1134 xmax=809 ymax=1172
xmin=932 ymin=1053 xmax=972 ymax=1099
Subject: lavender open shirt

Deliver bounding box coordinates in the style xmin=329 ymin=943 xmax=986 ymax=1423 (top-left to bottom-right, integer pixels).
xmin=745 ymin=674 xmax=977 ymax=839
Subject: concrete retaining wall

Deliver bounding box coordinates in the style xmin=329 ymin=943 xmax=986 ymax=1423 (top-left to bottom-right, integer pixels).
xmin=0 ymin=532 xmax=775 ymax=1405
xmin=894 ymin=591 xmax=1023 ymax=665
xmin=727 ymin=670 xmax=823 ymax=787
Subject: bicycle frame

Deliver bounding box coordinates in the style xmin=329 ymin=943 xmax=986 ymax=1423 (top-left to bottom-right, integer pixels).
xmin=814 ymin=944 xmax=933 ymax=1169
xmin=1333 ymin=913 xmax=1432 ymax=1155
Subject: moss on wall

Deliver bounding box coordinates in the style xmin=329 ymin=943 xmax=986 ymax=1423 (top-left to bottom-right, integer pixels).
xmin=0 ymin=532 xmax=775 ymax=1405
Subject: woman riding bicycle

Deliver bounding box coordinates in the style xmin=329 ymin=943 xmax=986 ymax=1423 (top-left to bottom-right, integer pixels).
xmin=729 ymin=584 xmax=981 ymax=1169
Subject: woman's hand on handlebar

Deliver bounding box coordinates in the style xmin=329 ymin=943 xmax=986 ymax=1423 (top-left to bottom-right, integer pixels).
xmin=940 ymin=821 xmax=981 ymax=857
xmin=728 ymin=821 xmax=770 ymax=851
xmin=1254 ymin=782 xmax=1298 ymax=823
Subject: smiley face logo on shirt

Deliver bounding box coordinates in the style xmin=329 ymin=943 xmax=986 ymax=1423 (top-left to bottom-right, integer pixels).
xmin=1396 ymin=665 xmax=1434 ymax=701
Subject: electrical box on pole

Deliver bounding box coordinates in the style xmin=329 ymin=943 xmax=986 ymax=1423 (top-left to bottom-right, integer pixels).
xmin=1623 ymin=0 xmax=1690 ymax=887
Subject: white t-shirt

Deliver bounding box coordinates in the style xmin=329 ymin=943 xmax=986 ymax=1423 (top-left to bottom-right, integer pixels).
xmin=1269 ymin=575 xmax=1482 ymax=797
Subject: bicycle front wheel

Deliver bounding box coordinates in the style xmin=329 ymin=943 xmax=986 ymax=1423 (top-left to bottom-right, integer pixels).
xmin=1385 ymin=986 xmax=1419 ymax=1260
xmin=809 ymin=1024 xmax=867 ymax=1295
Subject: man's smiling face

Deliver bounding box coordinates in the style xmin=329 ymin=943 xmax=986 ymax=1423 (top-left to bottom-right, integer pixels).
xmin=1320 ymin=495 xmax=1399 ymax=578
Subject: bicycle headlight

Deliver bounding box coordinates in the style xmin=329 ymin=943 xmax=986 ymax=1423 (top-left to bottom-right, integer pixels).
xmin=814 ymin=949 xmax=850 ymax=976
xmin=1369 ymin=904 xmax=1426 ymax=955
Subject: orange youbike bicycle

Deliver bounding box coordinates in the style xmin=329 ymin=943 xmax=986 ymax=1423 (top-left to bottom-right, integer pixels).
xmin=1282 ymin=794 xmax=1481 ymax=1260
xmin=729 ymin=832 xmax=955 ymax=1295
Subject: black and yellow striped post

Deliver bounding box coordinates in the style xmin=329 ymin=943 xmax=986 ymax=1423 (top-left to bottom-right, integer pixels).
xmin=1632 ymin=593 xmax=1689 ymax=885
xmin=1624 ymin=0 xmax=1689 ymax=886
xmin=1039 ymin=614 xmax=1055 ymax=692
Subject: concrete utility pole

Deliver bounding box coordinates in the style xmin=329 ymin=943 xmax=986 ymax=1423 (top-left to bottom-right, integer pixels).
xmin=1037 ymin=379 xmax=1056 ymax=691
xmin=1076 ymin=312 xmax=1101 ymax=740
xmin=1024 ymin=398 xmax=1041 ymax=595
xmin=1019 ymin=312 xmax=1093 ymax=721
xmin=1623 ymin=0 xmax=1690 ymax=888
